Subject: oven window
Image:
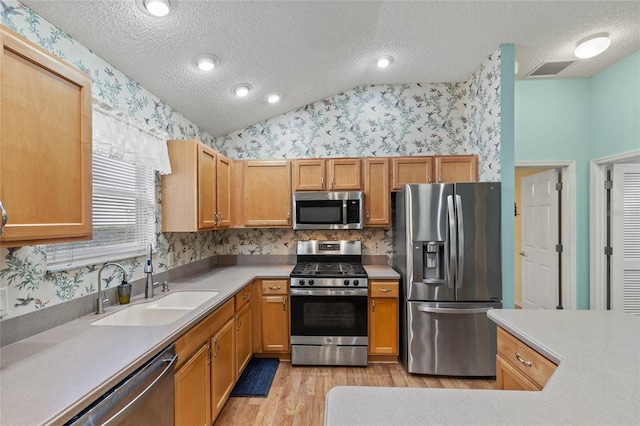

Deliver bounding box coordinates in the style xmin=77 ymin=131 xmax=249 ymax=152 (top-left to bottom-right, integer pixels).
xmin=296 ymin=200 xmax=343 ymax=224
xmin=290 ymin=295 xmax=367 ymax=337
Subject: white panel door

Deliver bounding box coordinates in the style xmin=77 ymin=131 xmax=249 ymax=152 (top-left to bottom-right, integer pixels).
xmin=521 ymin=169 xmax=559 ymax=310
xmin=612 ymin=164 xmax=640 ymax=314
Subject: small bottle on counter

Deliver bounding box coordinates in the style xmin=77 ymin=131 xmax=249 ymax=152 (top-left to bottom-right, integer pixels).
xmin=117 ymin=281 xmax=131 ymax=304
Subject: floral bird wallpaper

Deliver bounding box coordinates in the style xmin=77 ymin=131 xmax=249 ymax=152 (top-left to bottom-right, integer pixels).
xmin=0 ymin=1 xmax=501 ymax=319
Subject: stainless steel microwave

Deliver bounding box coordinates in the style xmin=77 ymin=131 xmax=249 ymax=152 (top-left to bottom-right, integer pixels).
xmin=293 ymin=191 xmax=364 ymax=230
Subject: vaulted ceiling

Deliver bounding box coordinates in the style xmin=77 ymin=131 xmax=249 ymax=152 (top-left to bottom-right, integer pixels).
xmin=20 ymin=1 xmax=640 ymax=137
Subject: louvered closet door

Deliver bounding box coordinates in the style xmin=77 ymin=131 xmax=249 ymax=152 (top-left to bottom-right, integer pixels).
xmin=612 ymin=164 xmax=640 ymax=314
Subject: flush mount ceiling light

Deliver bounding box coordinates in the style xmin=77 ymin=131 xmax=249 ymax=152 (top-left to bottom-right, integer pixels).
xmin=376 ymin=55 xmax=394 ymax=68
xmin=192 ymin=54 xmax=218 ymax=71
xmin=137 ymin=0 xmax=171 ymax=17
xmin=266 ymin=93 xmax=281 ymax=103
xmin=574 ymin=33 xmax=611 ymax=59
xmin=233 ymin=84 xmax=251 ymax=97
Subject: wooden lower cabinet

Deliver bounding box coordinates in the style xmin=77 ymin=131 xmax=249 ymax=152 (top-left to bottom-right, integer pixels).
xmin=235 ymin=299 xmax=252 ymax=379
xmin=175 ymin=345 xmax=211 ymax=426
xmin=211 ymin=318 xmax=235 ymax=420
xmin=368 ymin=280 xmax=399 ymax=355
xmin=495 ymin=327 xmax=557 ymax=391
xmin=496 ymin=354 xmax=539 ymax=391
xmin=260 ymin=279 xmax=290 ymax=353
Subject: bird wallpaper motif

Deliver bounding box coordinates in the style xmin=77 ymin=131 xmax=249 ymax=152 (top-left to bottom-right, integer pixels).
xmin=0 ymin=1 xmax=501 ymax=318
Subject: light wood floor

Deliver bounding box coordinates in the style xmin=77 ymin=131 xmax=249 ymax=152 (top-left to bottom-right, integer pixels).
xmin=215 ymin=362 xmax=496 ymax=425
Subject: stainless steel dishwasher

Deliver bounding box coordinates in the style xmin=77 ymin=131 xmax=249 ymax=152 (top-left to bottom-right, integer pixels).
xmin=66 ymin=344 xmax=177 ymax=425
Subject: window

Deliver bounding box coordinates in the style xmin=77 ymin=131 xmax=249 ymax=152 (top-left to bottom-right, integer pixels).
xmin=46 ymin=154 xmax=155 ymax=271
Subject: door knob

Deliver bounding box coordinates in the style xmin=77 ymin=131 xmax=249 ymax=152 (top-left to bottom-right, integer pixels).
xmin=520 ymin=251 xmax=526 ymax=257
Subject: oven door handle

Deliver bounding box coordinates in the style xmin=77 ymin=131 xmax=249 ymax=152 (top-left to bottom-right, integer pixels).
xmin=290 ymin=288 xmax=368 ymax=297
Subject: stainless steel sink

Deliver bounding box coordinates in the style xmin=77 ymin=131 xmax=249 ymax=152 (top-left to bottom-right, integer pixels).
xmin=92 ymin=291 xmax=220 ymax=326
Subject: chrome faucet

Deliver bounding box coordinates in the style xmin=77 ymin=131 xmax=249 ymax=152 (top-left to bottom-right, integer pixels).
xmin=144 ymin=243 xmax=154 ymax=298
xmin=144 ymin=243 xmax=169 ymax=298
xmin=96 ymin=262 xmax=127 ymax=314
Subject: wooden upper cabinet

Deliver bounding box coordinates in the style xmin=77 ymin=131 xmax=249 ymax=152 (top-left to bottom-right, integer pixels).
xmin=243 ymin=160 xmax=292 ymax=227
xmin=327 ymin=159 xmax=361 ymax=190
xmin=0 ymin=26 xmax=92 ymax=247
xmin=292 ymin=158 xmax=361 ymax=191
xmin=216 ymin=154 xmax=232 ymax=228
xmin=292 ymin=159 xmax=325 ymax=191
xmin=435 ymin=155 xmax=478 ymax=183
xmin=198 ymin=144 xmax=217 ymax=230
xmin=363 ymin=158 xmax=390 ymax=227
xmin=162 ymin=139 xmax=230 ymax=232
xmin=391 ymin=157 xmax=434 ymax=190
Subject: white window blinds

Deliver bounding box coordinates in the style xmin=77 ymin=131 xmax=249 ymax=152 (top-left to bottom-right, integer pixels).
xmin=46 ymin=154 xmax=155 ymax=271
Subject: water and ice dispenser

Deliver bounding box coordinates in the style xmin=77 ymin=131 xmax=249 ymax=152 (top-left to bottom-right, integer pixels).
xmin=412 ymin=241 xmax=446 ymax=284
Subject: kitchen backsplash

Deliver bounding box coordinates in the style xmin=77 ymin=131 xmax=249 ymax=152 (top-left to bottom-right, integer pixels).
xmin=0 ymin=1 xmax=501 ymax=319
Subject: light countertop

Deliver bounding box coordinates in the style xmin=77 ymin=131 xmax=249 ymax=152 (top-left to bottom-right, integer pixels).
xmin=0 ymin=263 xmax=397 ymax=426
xmin=325 ymin=309 xmax=640 ymax=425
xmin=0 ymin=265 xmax=291 ymax=426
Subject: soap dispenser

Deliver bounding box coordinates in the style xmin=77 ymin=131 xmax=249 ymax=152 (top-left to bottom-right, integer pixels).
xmin=117 ymin=280 xmax=131 ymax=304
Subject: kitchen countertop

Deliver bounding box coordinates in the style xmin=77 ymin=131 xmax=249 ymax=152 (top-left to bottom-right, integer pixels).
xmin=325 ymin=309 xmax=640 ymax=425
xmin=0 ymin=263 xmax=397 ymax=426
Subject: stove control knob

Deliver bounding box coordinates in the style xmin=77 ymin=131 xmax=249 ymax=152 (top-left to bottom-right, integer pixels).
xmin=343 ymin=279 xmax=350 ymax=286
xmin=353 ymin=280 xmax=359 ymax=286
xmin=299 ymin=279 xmax=305 ymax=286
xmin=309 ymin=279 xmax=315 ymax=286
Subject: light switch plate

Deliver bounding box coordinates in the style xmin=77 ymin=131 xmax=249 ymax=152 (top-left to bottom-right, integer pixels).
xmin=0 ymin=287 xmax=8 ymax=318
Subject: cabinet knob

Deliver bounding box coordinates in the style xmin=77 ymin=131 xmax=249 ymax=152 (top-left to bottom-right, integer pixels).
xmin=366 ymin=212 xmax=370 ymax=222
xmin=372 ymin=299 xmax=376 ymax=311
xmin=331 ymin=176 xmax=335 ymax=189
xmin=283 ymin=298 xmax=286 ymax=311
xmin=269 ymin=286 xmax=281 ymax=290
xmin=0 ymin=201 xmax=6 ymax=235
xmin=378 ymin=288 xmax=392 ymax=293
xmin=321 ymin=176 xmax=325 ymax=189
xmin=287 ymin=212 xmax=291 ymax=224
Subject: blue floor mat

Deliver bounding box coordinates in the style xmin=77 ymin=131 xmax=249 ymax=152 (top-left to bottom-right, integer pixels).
xmin=230 ymin=358 xmax=279 ymax=397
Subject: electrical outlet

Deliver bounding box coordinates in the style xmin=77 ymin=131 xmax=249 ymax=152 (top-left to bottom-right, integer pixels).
xmin=0 ymin=287 xmax=8 ymax=318
xmin=371 ymin=243 xmax=379 ymax=254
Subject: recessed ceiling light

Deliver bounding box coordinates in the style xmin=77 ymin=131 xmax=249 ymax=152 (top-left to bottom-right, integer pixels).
xmin=144 ymin=0 xmax=170 ymax=17
xmin=574 ymin=33 xmax=611 ymax=59
xmin=376 ymin=56 xmax=393 ymax=68
xmin=233 ymin=84 xmax=251 ymax=97
xmin=266 ymin=93 xmax=281 ymax=103
xmin=192 ymin=55 xmax=218 ymax=71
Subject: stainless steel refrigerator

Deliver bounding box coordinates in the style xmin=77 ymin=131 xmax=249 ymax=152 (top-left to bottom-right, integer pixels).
xmin=393 ymin=183 xmax=502 ymax=376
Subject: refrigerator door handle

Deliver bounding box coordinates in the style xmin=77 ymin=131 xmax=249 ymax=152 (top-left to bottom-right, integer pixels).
xmin=417 ymin=306 xmax=494 ymax=315
xmin=455 ymin=194 xmax=464 ymax=289
xmin=447 ymin=195 xmax=457 ymax=290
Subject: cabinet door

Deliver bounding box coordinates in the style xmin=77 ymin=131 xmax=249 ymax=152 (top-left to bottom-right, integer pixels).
xmin=211 ymin=318 xmax=235 ymax=421
xmin=261 ymin=295 xmax=290 ymax=353
xmin=197 ymin=145 xmax=217 ymax=230
xmin=328 ymin=159 xmax=362 ymax=190
xmin=292 ymin=159 xmax=325 ymax=191
xmin=391 ymin=157 xmax=434 ymax=190
xmin=363 ymin=158 xmax=390 ymax=227
xmin=216 ymin=154 xmax=232 ymax=228
xmin=175 ymin=345 xmax=211 ymax=426
xmin=496 ymin=355 xmax=540 ymax=391
xmin=235 ymin=301 xmax=252 ymax=379
xmin=244 ymin=160 xmax=292 ymax=227
xmin=369 ymin=281 xmax=399 ymax=355
xmin=435 ymin=155 xmax=478 ymax=183
xmin=1 ymin=27 xmax=92 ymax=246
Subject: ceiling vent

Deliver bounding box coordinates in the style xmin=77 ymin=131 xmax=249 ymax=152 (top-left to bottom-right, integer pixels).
xmin=525 ymin=60 xmax=577 ymax=78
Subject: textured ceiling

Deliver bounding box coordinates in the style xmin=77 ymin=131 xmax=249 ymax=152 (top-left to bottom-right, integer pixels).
xmin=20 ymin=0 xmax=640 ymax=138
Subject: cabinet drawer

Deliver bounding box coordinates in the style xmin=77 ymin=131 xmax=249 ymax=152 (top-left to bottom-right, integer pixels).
xmin=235 ymin=285 xmax=252 ymax=310
xmin=174 ymin=298 xmax=234 ymax=369
xmin=370 ymin=281 xmax=399 ymax=298
xmin=261 ymin=279 xmax=288 ymax=295
xmin=497 ymin=327 xmax=557 ymax=389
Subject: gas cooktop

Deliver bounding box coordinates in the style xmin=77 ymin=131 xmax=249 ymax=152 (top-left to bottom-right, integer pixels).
xmin=290 ymin=262 xmax=367 ymax=278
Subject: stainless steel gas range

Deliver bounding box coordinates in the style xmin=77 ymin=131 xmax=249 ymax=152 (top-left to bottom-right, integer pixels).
xmin=290 ymin=240 xmax=368 ymax=366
